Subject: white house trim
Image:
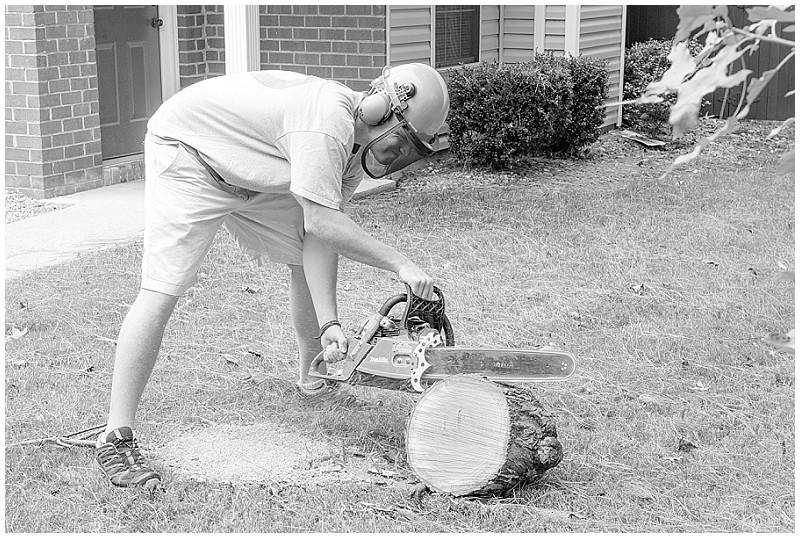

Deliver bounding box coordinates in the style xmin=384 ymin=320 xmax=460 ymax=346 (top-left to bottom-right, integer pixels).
xmin=224 ymin=5 xmax=260 ymax=73
xmin=498 ymin=5 xmax=505 ymax=63
xmin=618 ymin=6 xmax=628 ymax=127
xmin=533 ymin=5 xmax=546 ymax=53
xmin=564 ymin=5 xmax=580 ymax=56
xmin=429 ymin=6 xmax=436 ymax=67
xmin=158 ymin=5 xmax=180 ymax=100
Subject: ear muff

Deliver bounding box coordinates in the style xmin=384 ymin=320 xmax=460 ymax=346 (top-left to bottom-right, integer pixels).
xmin=358 ymin=91 xmax=392 ymax=126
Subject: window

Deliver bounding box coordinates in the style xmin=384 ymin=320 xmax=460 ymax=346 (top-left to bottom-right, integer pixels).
xmin=435 ymin=5 xmax=480 ymax=68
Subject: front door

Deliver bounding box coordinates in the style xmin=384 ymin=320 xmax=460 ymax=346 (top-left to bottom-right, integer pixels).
xmin=94 ymin=5 xmax=163 ymax=159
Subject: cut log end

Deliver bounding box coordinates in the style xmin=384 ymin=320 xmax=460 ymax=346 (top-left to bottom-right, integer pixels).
xmin=405 ymin=375 xmax=563 ymax=497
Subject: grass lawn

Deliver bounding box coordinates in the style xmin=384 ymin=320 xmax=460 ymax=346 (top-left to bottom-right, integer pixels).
xmin=4 ymin=120 xmax=794 ymax=532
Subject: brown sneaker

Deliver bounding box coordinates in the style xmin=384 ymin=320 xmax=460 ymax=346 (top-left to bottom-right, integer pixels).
xmin=95 ymin=427 xmax=161 ymax=488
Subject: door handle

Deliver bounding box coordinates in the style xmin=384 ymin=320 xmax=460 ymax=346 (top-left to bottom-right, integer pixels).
xmin=151 ymin=17 xmax=163 ymax=28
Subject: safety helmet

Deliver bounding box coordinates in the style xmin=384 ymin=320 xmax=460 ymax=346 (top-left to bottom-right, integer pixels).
xmin=358 ymin=63 xmax=450 ymax=179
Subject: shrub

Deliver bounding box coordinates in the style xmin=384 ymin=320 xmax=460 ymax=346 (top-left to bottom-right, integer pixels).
xmin=623 ymin=38 xmax=704 ymax=137
xmin=446 ymin=54 xmax=608 ymax=170
xmin=550 ymin=55 xmax=609 ymax=153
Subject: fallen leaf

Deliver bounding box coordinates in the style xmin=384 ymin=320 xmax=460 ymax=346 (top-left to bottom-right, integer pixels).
xmin=765 ymin=330 xmax=795 ymax=353
xmin=626 ymin=483 xmax=656 ymax=501
xmin=638 ymin=393 xmax=669 ymax=406
xmin=6 ymin=326 xmax=28 ymax=341
xmin=777 ymin=149 xmax=795 ymax=175
xmin=368 ymin=467 xmax=400 ymax=478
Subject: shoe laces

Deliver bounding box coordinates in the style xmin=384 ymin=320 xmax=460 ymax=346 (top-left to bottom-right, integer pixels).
xmin=107 ymin=436 xmax=148 ymax=468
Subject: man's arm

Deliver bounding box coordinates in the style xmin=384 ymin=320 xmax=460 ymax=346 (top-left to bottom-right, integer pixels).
xmin=301 ymin=232 xmax=338 ymax=325
xmin=294 ymin=195 xmax=433 ymax=299
xmin=301 ymin=232 xmax=349 ymax=362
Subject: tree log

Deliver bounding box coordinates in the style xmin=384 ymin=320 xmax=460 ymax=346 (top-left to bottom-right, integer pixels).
xmin=405 ymin=374 xmax=563 ymax=496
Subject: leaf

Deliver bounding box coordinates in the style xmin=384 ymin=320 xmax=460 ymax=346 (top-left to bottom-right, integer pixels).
xmin=742 ymin=67 xmax=781 ymax=118
xmin=675 ymin=5 xmax=729 ymax=42
xmin=660 ymin=117 xmax=743 ymax=178
xmin=626 ymin=482 xmax=656 ymax=501
xmin=747 ymin=6 xmax=796 ymax=24
xmin=691 ymin=381 xmax=710 ymax=392
xmin=368 ymin=467 xmax=400 ymax=478
xmin=777 ymin=150 xmax=795 ymax=175
xmin=670 ymin=42 xmax=751 ymax=137
xmin=638 ymin=393 xmax=670 ymax=406
xmin=768 ymin=118 xmax=795 ymax=138
xmin=644 ymin=43 xmax=696 ymax=97
xmin=765 ymin=330 xmax=795 ymax=353
xmin=6 ymin=326 xmax=28 ymax=341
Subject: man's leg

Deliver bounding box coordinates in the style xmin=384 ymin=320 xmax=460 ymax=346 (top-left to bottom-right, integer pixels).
xmin=288 ymin=264 xmax=322 ymax=386
xmin=96 ymin=288 xmax=179 ymax=488
xmin=105 ymin=288 xmax=180 ymax=432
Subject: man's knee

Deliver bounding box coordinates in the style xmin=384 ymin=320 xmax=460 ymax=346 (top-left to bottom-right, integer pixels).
xmin=134 ymin=288 xmax=180 ymax=316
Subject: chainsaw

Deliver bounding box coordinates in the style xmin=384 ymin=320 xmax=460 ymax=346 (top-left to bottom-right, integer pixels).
xmin=308 ymin=285 xmax=576 ymax=392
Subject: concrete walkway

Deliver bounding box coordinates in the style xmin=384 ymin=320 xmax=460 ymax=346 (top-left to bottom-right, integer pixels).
xmin=4 ymin=177 xmax=395 ymax=280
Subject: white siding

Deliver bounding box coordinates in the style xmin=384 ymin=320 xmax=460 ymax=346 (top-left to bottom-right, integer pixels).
xmin=579 ymin=5 xmax=624 ymax=127
xmin=481 ymin=4 xmax=501 ymax=62
xmin=544 ymin=5 xmax=566 ymax=54
xmin=388 ymin=5 xmax=432 ymax=65
xmin=502 ymin=4 xmax=535 ymax=62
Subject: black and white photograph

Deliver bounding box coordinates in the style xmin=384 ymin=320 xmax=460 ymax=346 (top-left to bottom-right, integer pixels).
xmin=4 ymin=3 xmax=794 ymax=533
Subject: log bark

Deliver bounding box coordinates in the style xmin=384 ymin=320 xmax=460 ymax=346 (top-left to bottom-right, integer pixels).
xmin=405 ymin=374 xmax=563 ymax=497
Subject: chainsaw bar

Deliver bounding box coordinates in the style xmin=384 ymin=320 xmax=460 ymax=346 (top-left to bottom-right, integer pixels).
xmin=309 ymin=335 xmax=576 ymax=393
xmin=355 ymin=346 xmax=576 ymax=384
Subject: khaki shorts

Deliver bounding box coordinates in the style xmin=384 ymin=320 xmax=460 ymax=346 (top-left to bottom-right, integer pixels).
xmin=142 ymin=133 xmax=305 ymax=296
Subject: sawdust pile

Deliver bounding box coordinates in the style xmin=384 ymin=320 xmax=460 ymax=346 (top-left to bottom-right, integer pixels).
xmin=156 ymin=422 xmax=405 ymax=488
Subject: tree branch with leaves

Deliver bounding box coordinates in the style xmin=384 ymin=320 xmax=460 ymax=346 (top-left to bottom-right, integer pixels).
xmin=626 ymin=5 xmax=795 ymax=179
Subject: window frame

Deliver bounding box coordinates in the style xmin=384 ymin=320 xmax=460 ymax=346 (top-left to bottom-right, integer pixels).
xmin=432 ymin=5 xmax=482 ymax=70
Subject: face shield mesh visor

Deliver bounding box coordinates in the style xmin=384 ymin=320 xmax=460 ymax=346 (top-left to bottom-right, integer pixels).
xmin=360 ymin=120 xmax=435 ymax=179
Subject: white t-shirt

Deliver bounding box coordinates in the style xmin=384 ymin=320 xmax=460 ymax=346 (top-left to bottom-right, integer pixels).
xmin=147 ymin=70 xmax=365 ymax=210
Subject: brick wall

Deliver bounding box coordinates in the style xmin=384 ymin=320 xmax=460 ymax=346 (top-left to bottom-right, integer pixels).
xmin=260 ymin=5 xmax=387 ymax=91
xmin=178 ymin=5 xmax=225 ymax=89
xmin=5 ymin=5 xmax=102 ymax=198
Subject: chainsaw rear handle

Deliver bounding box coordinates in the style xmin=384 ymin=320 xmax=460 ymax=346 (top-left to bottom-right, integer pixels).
xmin=379 ymin=284 xmax=455 ymax=346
